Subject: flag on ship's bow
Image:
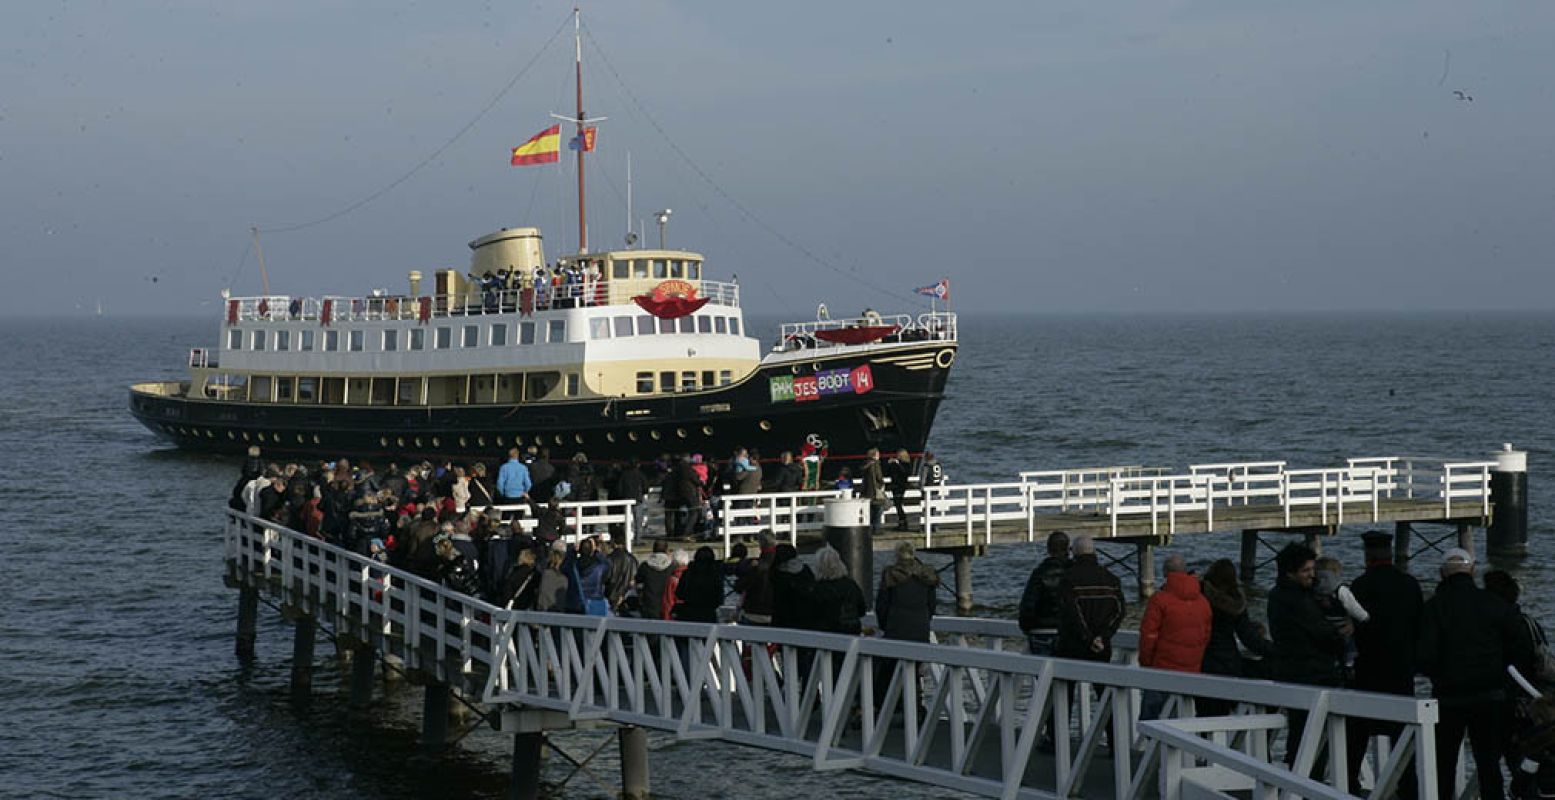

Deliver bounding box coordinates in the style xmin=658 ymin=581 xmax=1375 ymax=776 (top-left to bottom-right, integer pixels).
xmin=915 ymin=279 xmax=950 ymax=301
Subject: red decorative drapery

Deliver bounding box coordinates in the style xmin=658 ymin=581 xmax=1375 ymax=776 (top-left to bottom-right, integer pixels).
xmin=321 ymin=298 xmax=333 ymax=326
xmin=814 ymin=325 xmax=899 ymax=345
xmin=226 ymin=299 xmax=238 ymax=325
xmin=633 ymin=294 xmax=710 ymax=320
xmin=418 ymin=296 xmax=432 ymax=323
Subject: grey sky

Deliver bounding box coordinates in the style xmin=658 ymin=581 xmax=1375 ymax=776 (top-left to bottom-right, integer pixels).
xmin=4 ymin=1 xmax=1553 ymax=318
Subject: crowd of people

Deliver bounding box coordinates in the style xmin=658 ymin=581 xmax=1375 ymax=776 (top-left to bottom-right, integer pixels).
xmin=1018 ymin=529 xmax=1553 ymax=799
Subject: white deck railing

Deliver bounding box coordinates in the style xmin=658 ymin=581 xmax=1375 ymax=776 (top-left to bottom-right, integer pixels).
xmin=484 ymin=498 xmax=638 ymax=551
xmin=705 ymin=456 xmax=1493 ymax=550
xmin=776 ymin=311 xmax=958 ymax=350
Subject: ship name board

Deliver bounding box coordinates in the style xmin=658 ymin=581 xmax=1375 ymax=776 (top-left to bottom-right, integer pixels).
xmin=769 ymin=364 xmax=874 ymax=404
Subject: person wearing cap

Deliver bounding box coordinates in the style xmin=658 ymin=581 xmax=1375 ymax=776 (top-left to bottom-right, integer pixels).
xmin=1419 ymin=547 xmax=1534 ymax=800
xmin=1345 ymin=529 xmax=1425 ymax=795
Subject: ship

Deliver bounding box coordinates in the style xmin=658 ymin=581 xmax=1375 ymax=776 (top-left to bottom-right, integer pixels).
xmin=128 ymin=12 xmax=956 ymax=465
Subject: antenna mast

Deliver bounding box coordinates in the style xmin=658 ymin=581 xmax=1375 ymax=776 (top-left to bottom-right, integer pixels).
xmin=573 ymin=8 xmax=587 ymax=254
xmin=251 ymin=226 xmax=271 ymax=296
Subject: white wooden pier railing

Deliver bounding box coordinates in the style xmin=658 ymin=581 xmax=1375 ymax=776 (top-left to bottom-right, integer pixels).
xmin=228 ymin=510 xmax=1447 ymax=799
xmin=707 ymin=455 xmax=1494 ymax=553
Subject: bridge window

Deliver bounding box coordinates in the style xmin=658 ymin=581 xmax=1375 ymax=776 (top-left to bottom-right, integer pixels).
xmin=276 ymin=330 xmax=290 ymax=351
xmin=527 ymin=371 xmax=560 ymax=399
xmin=519 ymin=321 xmax=536 ymax=345
xmin=669 ymin=260 xmax=684 ymax=279
xmin=613 ymin=316 xmax=634 ymax=337
xmin=253 ymin=330 xmax=267 ymax=351
xmin=383 ymin=329 xmax=398 ymax=351
xmin=565 ymin=373 xmax=581 ymax=396
xmin=277 ymin=377 xmax=294 ymax=401
xmin=659 ymin=371 xmax=674 ymax=392
xmin=637 ymin=315 xmax=656 ymax=335
xmin=325 ymin=330 xmax=340 ymax=351
xmin=729 ymin=318 xmax=740 ymax=336
xmin=652 ymin=259 xmax=667 ymax=278
xmin=462 ymin=325 xmax=478 ymax=347
xmin=688 ymin=261 xmax=701 ymax=279
xmin=632 ymin=259 xmax=648 ymax=278
xmin=719 ymin=370 xmax=732 ymax=386
xmin=701 ymin=370 xmax=715 ymax=388
xmin=547 ymin=319 xmax=566 ymax=343
xmin=301 ymin=330 xmax=315 ymax=351
xmin=435 ymin=327 xmax=451 ymax=349
xmin=697 ymin=316 xmax=712 ymax=334
xmin=589 ymin=317 xmax=611 ymax=340
xmin=298 ymin=377 xmax=317 ymax=401
xmin=409 ymin=328 xmax=424 ymax=350
xmin=678 ymin=317 xmax=696 ymax=334
xmin=715 ymin=317 xmax=727 ymax=334
xmin=611 ymin=261 xmax=628 ymax=280
xmin=349 ymin=330 xmax=364 ymax=352
xmin=636 ymin=372 xmax=653 ymax=393
xmin=491 ymin=323 xmax=507 ymax=346
xmin=251 ymin=375 xmax=272 ymax=401
xmin=228 ymin=329 xmax=242 ymax=350
xmin=680 ymin=371 xmax=697 ymax=391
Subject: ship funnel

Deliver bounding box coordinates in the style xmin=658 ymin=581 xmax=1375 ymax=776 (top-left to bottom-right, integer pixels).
xmin=408 ymin=270 xmax=423 ymax=297
xmin=468 ymin=227 xmax=546 ymax=279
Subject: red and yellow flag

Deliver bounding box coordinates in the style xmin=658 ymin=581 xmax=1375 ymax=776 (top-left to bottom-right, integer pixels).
xmin=510 ymin=124 xmax=561 ymax=166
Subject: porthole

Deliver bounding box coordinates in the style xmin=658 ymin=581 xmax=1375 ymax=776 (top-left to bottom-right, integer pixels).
xmin=628 ymin=431 xmax=639 ymax=442
xmin=606 ymin=432 xmax=616 ymax=443
xmin=396 ymin=437 xmax=406 ymax=447
xmin=241 ymin=432 xmax=250 ymax=441
xmin=702 ymin=425 xmax=714 ymax=436
xmin=553 ymin=434 xmax=563 ymax=446
xmin=205 ymin=430 xmax=215 ymax=438
xmin=791 ymin=365 xmax=800 ymax=375
xmin=650 ymin=430 xmax=661 ymax=440
xmin=431 ymin=437 xmax=440 ymax=447
xmin=478 ymin=436 xmax=487 ymax=447
xmin=935 ymin=348 xmax=956 ymax=368
xmin=255 ymin=432 xmax=265 ymax=442
xmin=295 ymin=434 xmax=304 ymax=444
xmin=459 ymin=437 xmax=468 ymax=448
xmin=759 ymin=420 xmax=772 ymax=431
xmin=379 ymin=437 xmax=389 ymax=447
xmin=574 ymin=433 xmax=584 ymax=445
xmin=811 ymin=362 xmax=821 ymax=371
xmin=511 ymin=434 xmax=524 ymax=446
xmin=496 ymin=436 xmax=505 ymax=447
xmin=312 ymin=435 xmax=321 ymax=444
xmin=414 ymin=437 xmax=423 ymax=448
xmin=227 ymin=431 xmax=236 ymax=440
xmin=676 ymin=428 xmax=687 ymax=439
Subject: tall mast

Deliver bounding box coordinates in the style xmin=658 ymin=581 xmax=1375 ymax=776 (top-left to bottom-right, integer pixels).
xmin=573 ymin=8 xmax=587 ymax=254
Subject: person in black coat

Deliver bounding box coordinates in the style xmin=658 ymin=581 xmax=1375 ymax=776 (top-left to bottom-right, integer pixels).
xmin=1197 ymin=559 xmax=1273 ymax=716
xmin=1055 ymin=535 xmax=1125 ymax=662
xmin=1419 ymin=548 xmax=1534 ymax=800
xmin=1266 ymin=543 xmax=1347 ymax=772
xmin=770 ymin=544 xmax=815 ymax=629
xmin=808 ymin=546 xmax=866 ymax=635
xmin=671 ymin=546 xmax=722 ymax=623
xmin=876 ymin=541 xmax=939 ymax=642
xmin=1018 ymin=531 xmax=1071 ymax=656
xmin=498 ymin=548 xmax=540 ymax=609
xmin=1344 ymin=530 xmax=1424 ymax=795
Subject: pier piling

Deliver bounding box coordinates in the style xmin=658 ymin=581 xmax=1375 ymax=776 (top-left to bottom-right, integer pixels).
xmin=619 ymin=725 xmax=650 ymax=800
xmin=235 ymin=586 xmax=258 ymax=661
xmin=1394 ymin=522 xmax=1411 ymax=567
xmin=423 ymin=680 xmax=452 ymax=752
xmin=290 ymin=617 xmax=316 ymax=699
xmin=348 ymin=641 xmax=376 ymax=709
xmin=1238 ymin=530 xmax=1258 ymax=584
xmin=953 ymin=549 xmax=974 ymax=615
xmin=1489 ymin=444 xmax=1529 ymax=558
xmin=511 ymin=731 xmax=543 ymax=800
xmin=1135 ymin=540 xmax=1155 ymax=598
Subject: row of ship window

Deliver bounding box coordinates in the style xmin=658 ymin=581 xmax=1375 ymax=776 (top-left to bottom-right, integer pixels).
xmin=203 ymin=368 xmax=737 ymax=405
xmin=226 ymin=314 xmax=742 ymax=353
xmin=154 ymin=418 xmax=782 ymax=448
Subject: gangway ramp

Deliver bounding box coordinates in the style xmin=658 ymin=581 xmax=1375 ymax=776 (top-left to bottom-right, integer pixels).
xmin=226 ymin=510 xmax=1449 ymax=799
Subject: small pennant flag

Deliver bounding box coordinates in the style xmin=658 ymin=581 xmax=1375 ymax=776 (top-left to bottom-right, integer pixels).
xmin=915 ymin=278 xmax=950 ymax=301
xmin=511 ymin=124 xmax=561 ymax=166
xmin=568 ymin=127 xmax=598 ymax=152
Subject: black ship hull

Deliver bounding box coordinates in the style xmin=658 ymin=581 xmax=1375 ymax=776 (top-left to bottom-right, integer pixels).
xmin=130 ymin=341 xmax=955 ymax=465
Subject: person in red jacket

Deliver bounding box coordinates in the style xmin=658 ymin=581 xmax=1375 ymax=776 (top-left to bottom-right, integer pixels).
xmin=1138 ymin=553 xmax=1212 ymax=719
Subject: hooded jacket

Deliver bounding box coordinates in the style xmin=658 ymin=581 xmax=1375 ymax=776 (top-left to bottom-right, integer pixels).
xmin=876 ymin=557 xmax=939 ymax=642
xmin=634 ymin=553 xmax=676 ymax=620
xmin=1018 ymin=555 xmax=1070 ymax=633
xmin=1138 ymin=571 xmax=1213 ymax=673
xmin=1199 ymin=578 xmax=1273 ymax=678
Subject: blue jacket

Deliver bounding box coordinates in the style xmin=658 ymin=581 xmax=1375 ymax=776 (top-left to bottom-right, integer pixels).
xmin=497 ymin=458 xmax=532 ymax=499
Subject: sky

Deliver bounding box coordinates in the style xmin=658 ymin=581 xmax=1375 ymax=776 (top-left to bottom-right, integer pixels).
xmin=3 ymin=0 xmax=1554 ymax=318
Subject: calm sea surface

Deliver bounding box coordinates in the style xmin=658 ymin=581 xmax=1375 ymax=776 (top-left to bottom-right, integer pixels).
xmin=2 ymin=312 xmax=1551 ymax=798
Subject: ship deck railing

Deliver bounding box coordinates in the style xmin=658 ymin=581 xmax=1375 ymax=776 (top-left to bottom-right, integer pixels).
xmin=711 ymin=455 xmax=1493 ymax=555
xmin=775 ymin=311 xmax=958 ymax=351
xmin=483 ymin=498 xmax=640 ymax=551
xmin=223 ymin=279 xmax=740 ymax=324
xmin=225 ymin=508 xmax=1446 ymax=799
